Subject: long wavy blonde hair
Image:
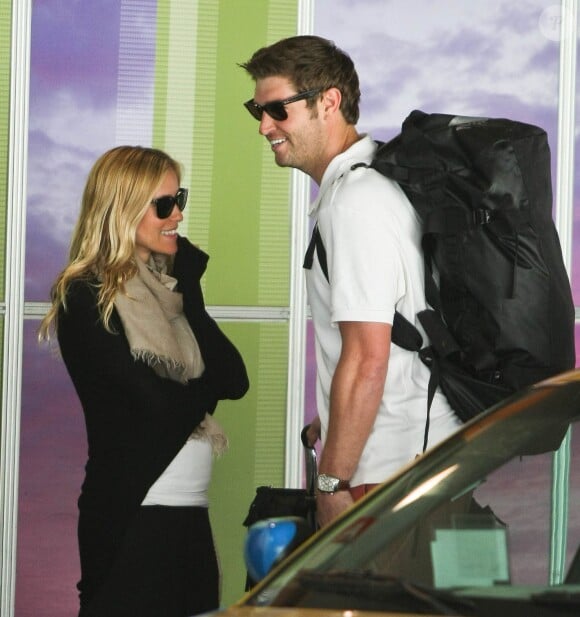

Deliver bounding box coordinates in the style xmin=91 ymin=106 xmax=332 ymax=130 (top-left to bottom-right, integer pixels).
xmin=39 ymin=145 xmax=182 ymax=340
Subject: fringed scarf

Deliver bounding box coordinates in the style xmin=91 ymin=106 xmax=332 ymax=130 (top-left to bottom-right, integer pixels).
xmin=114 ymin=254 xmax=227 ymax=455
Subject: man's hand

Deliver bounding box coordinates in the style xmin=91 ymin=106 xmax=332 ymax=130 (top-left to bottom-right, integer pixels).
xmin=303 ymin=415 xmax=321 ymax=448
xmin=316 ymin=491 xmax=354 ymax=527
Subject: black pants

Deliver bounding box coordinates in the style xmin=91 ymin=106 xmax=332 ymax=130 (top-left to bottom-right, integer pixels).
xmin=79 ymin=506 xmax=219 ymax=617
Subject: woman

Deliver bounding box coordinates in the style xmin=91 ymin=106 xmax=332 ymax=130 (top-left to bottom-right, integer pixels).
xmin=39 ymin=146 xmax=249 ymax=617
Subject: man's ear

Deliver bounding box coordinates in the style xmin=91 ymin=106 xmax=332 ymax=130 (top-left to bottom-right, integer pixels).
xmin=321 ymin=87 xmax=342 ymax=116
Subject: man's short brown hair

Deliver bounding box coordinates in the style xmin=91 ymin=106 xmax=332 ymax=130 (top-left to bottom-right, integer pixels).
xmin=241 ymin=35 xmax=360 ymax=125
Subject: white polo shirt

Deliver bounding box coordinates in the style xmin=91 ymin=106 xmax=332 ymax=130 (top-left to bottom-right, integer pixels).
xmin=305 ymin=135 xmax=461 ymax=486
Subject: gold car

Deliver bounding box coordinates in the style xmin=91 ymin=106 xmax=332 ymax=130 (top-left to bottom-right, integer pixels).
xmin=214 ymin=370 xmax=580 ymax=617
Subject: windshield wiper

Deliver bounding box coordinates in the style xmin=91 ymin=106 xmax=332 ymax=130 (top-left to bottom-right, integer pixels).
xmin=297 ymin=570 xmax=476 ymax=616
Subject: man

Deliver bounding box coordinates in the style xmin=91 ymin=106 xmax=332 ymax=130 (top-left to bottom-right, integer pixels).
xmin=241 ymin=35 xmax=461 ymax=526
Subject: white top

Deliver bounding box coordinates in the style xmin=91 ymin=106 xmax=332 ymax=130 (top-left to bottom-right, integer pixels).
xmin=305 ymin=134 xmax=461 ymax=486
xmin=142 ymin=436 xmax=213 ymax=507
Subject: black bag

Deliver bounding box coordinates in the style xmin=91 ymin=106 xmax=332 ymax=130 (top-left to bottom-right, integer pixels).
xmin=243 ymin=427 xmax=318 ymax=589
xmin=242 ymin=486 xmax=316 ymax=531
xmin=305 ymin=110 xmax=576 ymax=442
xmin=243 ymin=425 xmax=318 ymax=532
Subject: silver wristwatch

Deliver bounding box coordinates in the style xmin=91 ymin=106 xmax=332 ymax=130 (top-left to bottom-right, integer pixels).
xmin=316 ymin=473 xmax=350 ymax=494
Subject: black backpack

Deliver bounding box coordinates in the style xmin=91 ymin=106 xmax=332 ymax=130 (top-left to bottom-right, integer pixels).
xmin=304 ymin=110 xmax=576 ymax=447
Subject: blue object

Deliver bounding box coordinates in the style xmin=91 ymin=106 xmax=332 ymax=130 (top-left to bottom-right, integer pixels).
xmin=244 ymin=517 xmax=302 ymax=582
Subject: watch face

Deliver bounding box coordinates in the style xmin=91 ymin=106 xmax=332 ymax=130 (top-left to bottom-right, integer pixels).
xmin=317 ymin=474 xmax=340 ymax=493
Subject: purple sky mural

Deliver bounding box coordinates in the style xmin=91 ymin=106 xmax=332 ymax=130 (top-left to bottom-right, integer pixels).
xmin=315 ymin=1 xmax=562 ymax=136
xmin=26 ymin=0 xmax=122 ymax=301
xmin=16 ymin=1 xmax=579 ymax=616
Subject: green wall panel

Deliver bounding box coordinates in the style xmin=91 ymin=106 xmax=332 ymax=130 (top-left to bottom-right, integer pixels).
xmin=208 ymin=0 xmax=295 ymax=308
xmin=154 ymin=0 xmax=297 ymax=307
xmin=207 ymin=1 xmax=292 ymax=305
xmin=154 ymin=0 xmax=212 ymax=256
xmin=209 ymin=321 xmax=289 ymax=606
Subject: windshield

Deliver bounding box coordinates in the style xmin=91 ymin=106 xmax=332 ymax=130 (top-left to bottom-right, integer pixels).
xmin=243 ymin=377 xmax=580 ymax=616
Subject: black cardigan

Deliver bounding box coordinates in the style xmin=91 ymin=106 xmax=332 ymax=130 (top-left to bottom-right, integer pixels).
xmin=57 ymin=236 xmax=249 ymax=606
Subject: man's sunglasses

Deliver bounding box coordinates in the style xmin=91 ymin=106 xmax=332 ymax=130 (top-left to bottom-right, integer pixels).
xmin=244 ymin=88 xmax=322 ymax=122
xmin=151 ymin=188 xmax=188 ymax=219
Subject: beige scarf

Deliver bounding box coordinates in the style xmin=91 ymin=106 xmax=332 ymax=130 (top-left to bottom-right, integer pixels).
xmin=114 ymin=255 xmax=227 ymax=454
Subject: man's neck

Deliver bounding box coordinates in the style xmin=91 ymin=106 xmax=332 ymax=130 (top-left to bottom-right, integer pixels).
xmin=339 ymin=126 xmax=363 ymax=155
xmin=313 ymin=126 xmax=362 ymax=185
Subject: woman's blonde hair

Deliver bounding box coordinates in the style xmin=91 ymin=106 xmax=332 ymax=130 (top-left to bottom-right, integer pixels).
xmin=39 ymin=145 xmax=182 ymax=340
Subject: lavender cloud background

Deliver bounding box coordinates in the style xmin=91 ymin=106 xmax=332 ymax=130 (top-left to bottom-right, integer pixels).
xmin=25 ymin=0 xmax=122 ymax=301
xmin=16 ymin=1 xmax=579 ymax=616
xmin=316 ymin=0 xmax=561 ymax=130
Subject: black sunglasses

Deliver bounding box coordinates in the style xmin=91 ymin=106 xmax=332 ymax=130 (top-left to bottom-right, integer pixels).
xmin=244 ymin=88 xmax=322 ymax=122
xmin=151 ymin=188 xmax=188 ymax=219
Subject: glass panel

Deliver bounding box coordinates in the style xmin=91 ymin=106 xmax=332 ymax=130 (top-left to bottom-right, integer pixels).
xmin=25 ymin=2 xmax=121 ymax=302
xmin=25 ymin=0 xmax=295 ymax=308
xmin=20 ymin=1 xmax=298 ymax=613
xmin=0 ymin=2 xmax=10 ymax=300
xmin=575 ymin=5 xmax=580 ymax=356
xmin=573 ymin=5 xmax=580 ymax=300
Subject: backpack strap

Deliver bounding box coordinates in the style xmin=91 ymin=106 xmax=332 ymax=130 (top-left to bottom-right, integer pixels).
xmin=303 ymin=223 xmax=327 ymax=276
xmin=304 ymin=224 xmax=422 ymax=349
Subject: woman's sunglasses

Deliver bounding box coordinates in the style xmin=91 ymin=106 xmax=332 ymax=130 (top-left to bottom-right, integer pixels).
xmin=151 ymin=188 xmax=188 ymax=219
xmin=243 ymin=88 xmax=322 ymax=122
